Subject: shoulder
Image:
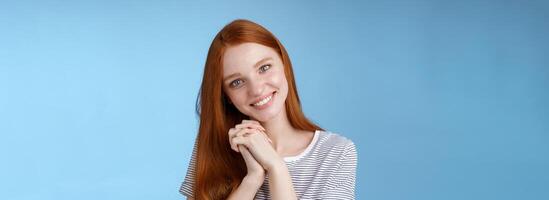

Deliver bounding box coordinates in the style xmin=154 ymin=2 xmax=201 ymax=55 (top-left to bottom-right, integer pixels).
xmin=308 ymin=130 xmax=357 ymax=173
xmin=314 ymin=130 xmax=357 ymax=158
xmin=316 ymin=130 xmax=356 ymax=151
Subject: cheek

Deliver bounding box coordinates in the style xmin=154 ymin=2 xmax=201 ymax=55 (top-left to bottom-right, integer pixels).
xmin=269 ymin=69 xmax=287 ymax=86
xmin=227 ymin=91 xmax=245 ymax=105
xmin=228 ymin=91 xmax=253 ymax=114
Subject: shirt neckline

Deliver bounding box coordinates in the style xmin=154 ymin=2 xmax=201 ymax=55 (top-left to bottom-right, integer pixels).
xmin=283 ymin=130 xmax=320 ymax=162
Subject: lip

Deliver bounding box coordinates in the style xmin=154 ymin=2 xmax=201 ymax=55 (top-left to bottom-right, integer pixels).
xmin=250 ymin=91 xmax=276 ymax=106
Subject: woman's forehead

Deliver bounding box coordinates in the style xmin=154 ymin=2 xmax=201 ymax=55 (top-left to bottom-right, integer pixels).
xmin=222 ymin=43 xmax=280 ymax=73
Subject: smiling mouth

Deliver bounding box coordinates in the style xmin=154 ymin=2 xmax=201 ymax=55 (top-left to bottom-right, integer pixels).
xmin=250 ymin=91 xmax=276 ymax=107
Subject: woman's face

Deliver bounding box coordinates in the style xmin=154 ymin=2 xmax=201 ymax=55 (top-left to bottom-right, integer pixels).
xmin=222 ymin=42 xmax=289 ymax=122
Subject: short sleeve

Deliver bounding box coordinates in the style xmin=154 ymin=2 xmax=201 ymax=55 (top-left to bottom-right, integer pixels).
xmin=179 ymin=139 xmax=198 ymax=198
xmin=321 ymin=141 xmax=358 ymax=199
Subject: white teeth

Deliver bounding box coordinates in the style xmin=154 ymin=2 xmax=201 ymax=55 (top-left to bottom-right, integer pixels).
xmin=253 ymin=94 xmax=273 ymax=106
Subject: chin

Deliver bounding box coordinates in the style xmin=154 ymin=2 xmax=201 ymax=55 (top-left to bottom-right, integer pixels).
xmin=249 ymin=113 xmax=275 ymax=122
xmin=248 ymin=106 xmax=282 ymax=122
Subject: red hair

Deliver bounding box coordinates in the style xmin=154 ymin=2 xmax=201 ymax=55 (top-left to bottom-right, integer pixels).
xmin=193 ymin=19 xmax=321 ymax=199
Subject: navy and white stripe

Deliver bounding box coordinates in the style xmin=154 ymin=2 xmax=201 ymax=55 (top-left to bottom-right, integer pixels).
xmin=179 ymin=130 xmax=358 ymax=199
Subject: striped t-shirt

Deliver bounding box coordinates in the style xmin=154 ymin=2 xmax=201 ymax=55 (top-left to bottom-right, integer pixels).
xmin=179 ymin=130 xmax=357 ymax=199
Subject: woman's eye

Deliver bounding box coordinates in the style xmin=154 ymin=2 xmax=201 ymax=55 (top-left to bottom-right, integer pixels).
xmin=259 ymin=64 xmax=271 ymax=73
xmin=230 ymin=79 xmax=243 ymax=88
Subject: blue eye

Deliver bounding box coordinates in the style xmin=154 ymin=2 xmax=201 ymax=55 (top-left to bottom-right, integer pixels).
xmin=259 ymin=64 xmax=271 ymax=73
xmin=230 ymin=79 xmax=243 ymax=88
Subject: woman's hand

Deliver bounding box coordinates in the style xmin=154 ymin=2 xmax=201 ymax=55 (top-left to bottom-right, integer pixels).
xmin=228 ymin=120 xmax=268 ymax=183
xmin=238 ymin=146 xmax=264 ymax=184
xmin=226 ymin=146 xmax=266 ymax=200
xmin=228 ymin=120 xmax=297 ymax=200
xmin=229 ymin=120 xmax=284 ymax=172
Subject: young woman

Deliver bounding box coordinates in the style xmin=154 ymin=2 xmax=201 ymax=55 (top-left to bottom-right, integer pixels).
xmin=179 ymin=19 xmax=357 ymax=200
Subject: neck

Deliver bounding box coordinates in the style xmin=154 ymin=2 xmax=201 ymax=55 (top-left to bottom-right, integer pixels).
xmin=258 ymin=107 xmax=300 ymax=152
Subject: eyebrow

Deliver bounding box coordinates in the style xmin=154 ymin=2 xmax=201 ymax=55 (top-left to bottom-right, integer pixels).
xmin=223 ymin=57 xmax=273 ymax=82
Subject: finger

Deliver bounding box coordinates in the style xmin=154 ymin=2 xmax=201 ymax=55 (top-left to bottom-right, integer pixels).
xmin=242 ymin=129 xmax=272 ymax=147
xmin=235 ymin=129 xmax=250 ymax=138
xmin=255 ymin=130 xmax=272 ymax=144
xmin=239 ymin=145 xmax=253 ymax=161
xmin=232 ymin=135 xmax=249 ymax=149
xmin=229 ymin=128 xmax=249 ymax=152
xmin=229 ymin=128 xmax=258 ymax=152
xmin=228 ymin=128 xmax=238 ymax=139
xmin=235 ymin=123 xmax=265 ymax=131
xmin=239 ymin=146 xmax=261 ymax=169
xmin=228 ymin=128 xmax=238 ymax=152
xmin=236 ymin=122 xmax=264 ymax=129
xmin=261 ymin=132 xmax=273 ymax=144
xmin=242 ymin=119 xmax=261 ymax=125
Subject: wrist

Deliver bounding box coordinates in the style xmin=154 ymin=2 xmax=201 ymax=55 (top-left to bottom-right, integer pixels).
xmin=266 ymin=162 xmax=288 ymax=175
xmin=243 ymin=175 xmax=264 ymax=188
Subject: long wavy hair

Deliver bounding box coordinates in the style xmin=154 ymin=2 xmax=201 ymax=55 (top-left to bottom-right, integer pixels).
xmin=193 ymin=19 xmax=322 ymax=199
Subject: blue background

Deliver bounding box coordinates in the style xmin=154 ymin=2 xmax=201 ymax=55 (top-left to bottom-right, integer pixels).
xmin=1 ymin=0 xmax=548 ymax=199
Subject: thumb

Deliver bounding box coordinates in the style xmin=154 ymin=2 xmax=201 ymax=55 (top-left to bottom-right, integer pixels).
xmin=238 ymin=145 xmax=254 ymax=161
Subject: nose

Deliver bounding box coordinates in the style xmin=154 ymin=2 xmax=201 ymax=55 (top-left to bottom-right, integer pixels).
xmin=247 ymin=76 xmax=265 ymax=97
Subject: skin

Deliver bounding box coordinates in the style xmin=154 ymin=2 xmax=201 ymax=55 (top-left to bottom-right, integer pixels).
xmin=220 ymin=42 xmax=314 ymax=200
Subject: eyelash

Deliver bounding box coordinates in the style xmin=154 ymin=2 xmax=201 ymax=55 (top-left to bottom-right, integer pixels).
xmin=259 ymin=64 xmax=271 ymax=73
xmin=230 ymin=79 xmax=243 ymax=88
xmin=229 ymin=64 xmax=272 ymax=88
